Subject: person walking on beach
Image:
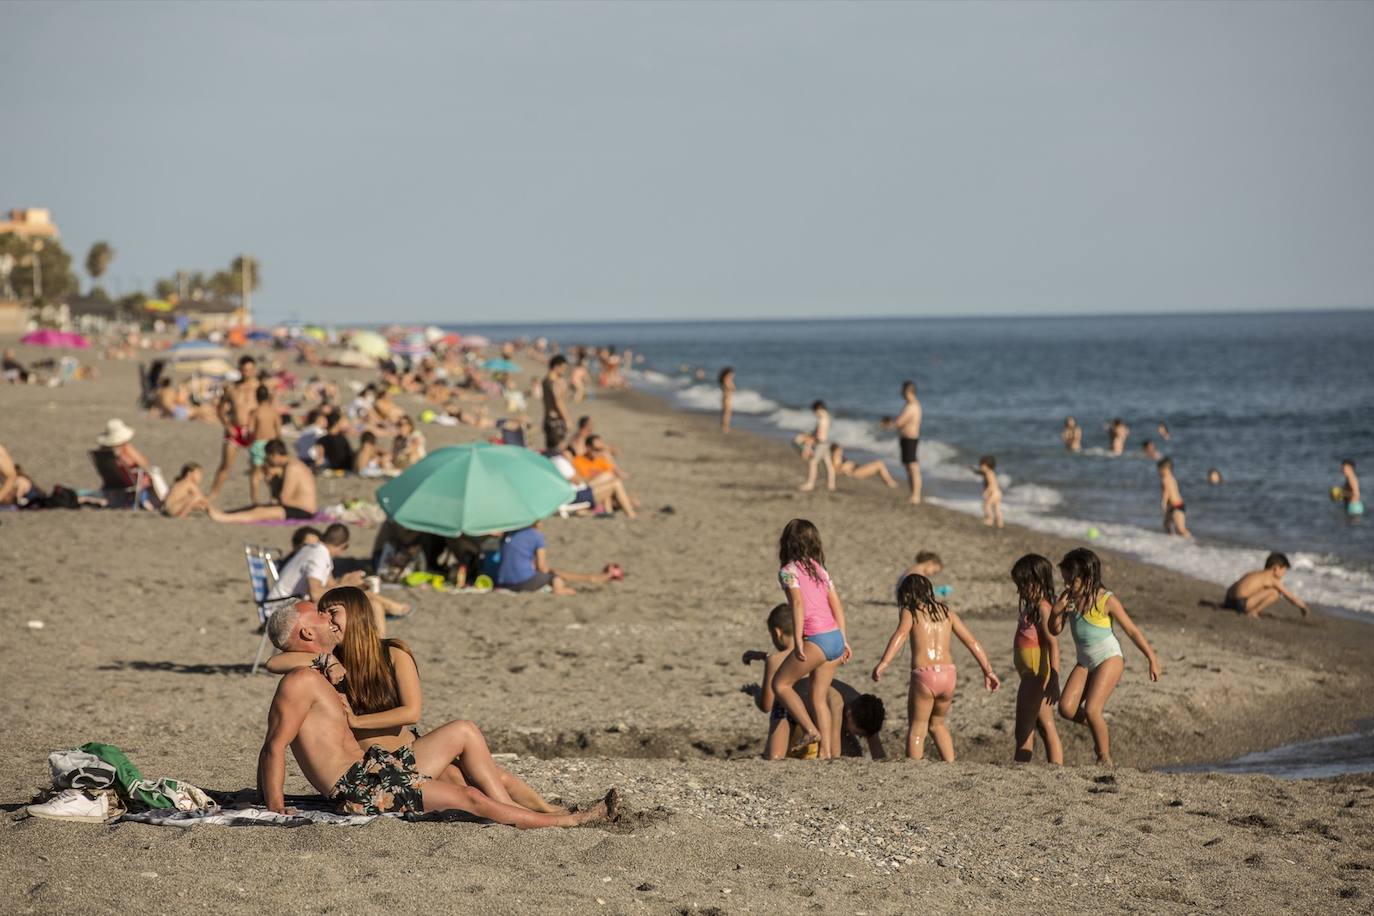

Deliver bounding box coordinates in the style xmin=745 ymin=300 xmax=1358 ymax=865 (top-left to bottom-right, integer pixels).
xmin=718 ymin=367 xmax=735 ymax=433
xmin=893 ymin=381 xmax=923 ymax=503
xmin=1157 ymin=457 xmax=1190 ymax=537
xmin=541 ymin=355 xmax=571 ymax=451
xmin=972 ymin=455 xmax=1003 ymax=528
xmin=769 ymin=519 xmax=852 ymax=758
xmin=208 ymin=355 xmax=260 ymax=501
xmin=798 ymin=401 xmax=836 ymax=492
xmin=1007 ymin=555 xmax=1062 ymax=764
xmin=1049 ymin=548 xmax=1161 ymax=766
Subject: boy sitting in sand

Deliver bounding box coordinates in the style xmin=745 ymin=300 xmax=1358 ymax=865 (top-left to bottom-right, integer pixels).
xmin=971 ymin=455 xmax=1003 ymax=528
xmin=742 ymin=604 xmax=886 ymax=759
xmin=1157 ymin=457 xmax=1190 ymax=537
xmin=1223 ymin=552 xmax=1310 ymax=619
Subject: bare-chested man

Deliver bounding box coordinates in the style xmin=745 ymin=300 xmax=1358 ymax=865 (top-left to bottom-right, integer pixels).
xmin=1157 ymin=457 xmax=1190 ymax=538
xmin=1223 ymin=552 xmax=1309 ymax=618
xmin=257 ymin=601 xmax=616 ymax=826
xmin=209 ymin=439 xmax=317 ymax=522
xmin=0 ymin=442 xmax=25 ymax=505
xmin=541 ymin=355 xmax=571 ymax=451
xmin=892 ymin=380 xmax=923 ymax=504
xmin=208 ymin=355 xmax=260 ymax=500
xmin=247 ymin=384 xmax=283 ymax=505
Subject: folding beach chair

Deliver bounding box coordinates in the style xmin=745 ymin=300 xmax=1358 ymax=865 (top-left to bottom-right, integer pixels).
xmin=89 ymin=449 xmax=146 ymax=510
xmin=244 ymin=544 xmax=288 ymax=674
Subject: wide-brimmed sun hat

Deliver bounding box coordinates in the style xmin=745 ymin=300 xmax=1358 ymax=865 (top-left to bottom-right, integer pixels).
xmin=96 ymin=418 xmax=136 ymax=448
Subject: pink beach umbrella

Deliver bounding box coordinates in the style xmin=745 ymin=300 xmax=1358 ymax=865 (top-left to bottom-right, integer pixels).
xmin=21 ymin=329 xmax=90 ymax=349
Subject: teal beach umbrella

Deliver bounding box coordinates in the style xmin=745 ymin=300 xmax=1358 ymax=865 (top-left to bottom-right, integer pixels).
xmin=482 ymin=358 xmax=522 ymax=374
xmin=376 ymin=443 xmax=574 ymax=537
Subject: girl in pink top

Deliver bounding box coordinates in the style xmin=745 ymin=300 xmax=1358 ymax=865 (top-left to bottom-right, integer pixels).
xmin=769 ymin=518 xmax=851 ymax=758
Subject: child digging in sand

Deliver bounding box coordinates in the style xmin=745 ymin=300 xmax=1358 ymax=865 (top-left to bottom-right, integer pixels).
xmin=1048 ymin=548 xmax=1161 ymax=766
xmin=1009 ymin=555 xmax=1063 ymax=764
xmin=743 ymin=604 xmax=887 ymax=759
xmin=769 ymin=519 xmax=852 ymax=757
xmin=871 ymin=574 xmax=1000 ymax=760
xmin=972 ymin=455 xmax=1003 ymax=528
xmin=1223 ymin=552 xmax=1310 ymax=619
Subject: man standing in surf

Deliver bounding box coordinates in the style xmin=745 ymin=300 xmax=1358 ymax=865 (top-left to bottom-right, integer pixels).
xmin=893 ymin=380 xmax=923 ymax=504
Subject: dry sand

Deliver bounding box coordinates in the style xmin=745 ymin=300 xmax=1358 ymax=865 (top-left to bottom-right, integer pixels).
xmin=2 ymin=342 xmax=1372 ymax=914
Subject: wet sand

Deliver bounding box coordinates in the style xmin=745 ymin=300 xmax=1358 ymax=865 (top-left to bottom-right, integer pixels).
xmin=2 ymin=342 xmax=1372 ymax=913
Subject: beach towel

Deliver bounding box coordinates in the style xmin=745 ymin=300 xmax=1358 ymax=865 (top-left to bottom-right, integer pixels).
xmin=242 ymin=513 xmax=335 ymax=527
xmin=120 ymin=803 xmax=491 ymax=829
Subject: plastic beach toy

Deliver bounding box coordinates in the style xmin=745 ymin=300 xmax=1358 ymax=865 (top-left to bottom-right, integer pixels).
xmin=1086 ymin=527 xmax=1101 ymax=540
xmin=472 ymin=575 xmax=494 ymax=592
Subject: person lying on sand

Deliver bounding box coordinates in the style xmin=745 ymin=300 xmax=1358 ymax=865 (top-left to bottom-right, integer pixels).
xmin=830 ymin=444 xmax=898 ymax=488
xmin=265 ymin=587 xmax=564 ymax=813
xmin=258 ymin=600 xmax=617 ymax=827
xmin=1223 ymin=552 xmax=1310 ymax=619
xmin=493 ymin=520 xmax=622 ymax=596
xmin=208 ymin=439 xmax=317 ymax=522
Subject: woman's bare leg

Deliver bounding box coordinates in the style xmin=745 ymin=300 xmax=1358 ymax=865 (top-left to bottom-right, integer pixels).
xmin=411 ymin=720 xmax=515 ymax=804
xmin=418 ymin=781 xmax=610 ymax=829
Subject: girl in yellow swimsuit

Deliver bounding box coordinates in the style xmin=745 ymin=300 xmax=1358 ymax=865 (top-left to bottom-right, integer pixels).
xmin=1009 ymin=554 xmax=1063 ymax=765
xmin=1049 ymin=548 xmax=1163 ymax=766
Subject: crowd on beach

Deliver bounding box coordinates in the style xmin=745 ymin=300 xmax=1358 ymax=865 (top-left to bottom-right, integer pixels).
xmin=4 ymin=327 xmax=1353 ymax=831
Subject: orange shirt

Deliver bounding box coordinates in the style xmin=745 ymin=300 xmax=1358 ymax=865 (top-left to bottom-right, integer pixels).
xmin=572 ymin=454 xmax=614 ymax=480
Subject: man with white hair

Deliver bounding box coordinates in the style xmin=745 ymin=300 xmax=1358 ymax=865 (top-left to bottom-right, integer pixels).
xmin=258 ymin=601 xmax=616 ymax=827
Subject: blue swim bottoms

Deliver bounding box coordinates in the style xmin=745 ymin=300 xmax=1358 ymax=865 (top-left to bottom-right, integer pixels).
xmin=1349 ymin=501 xmax=1365 ymax=517
xmin=808 ymin=629 xmax=846 ymax=662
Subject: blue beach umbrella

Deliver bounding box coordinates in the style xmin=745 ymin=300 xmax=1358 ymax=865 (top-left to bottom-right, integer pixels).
xmin=376 ymin=443 xmax=574 ymax=537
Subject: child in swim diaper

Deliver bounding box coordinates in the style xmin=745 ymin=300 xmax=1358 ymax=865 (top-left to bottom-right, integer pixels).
xmin=1009 ymin=554 xmax=1063 ymax=765
xmin=1048 ymin=548 xmax=1162 ymax=767
xmin=871 ymin=573 xmax=1000 ymax=760
xmin=768 ymin=519 xmax=852 ymax=758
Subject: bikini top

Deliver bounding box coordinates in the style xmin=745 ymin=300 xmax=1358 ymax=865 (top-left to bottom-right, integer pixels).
xmin=1070 ymin=590 xmax=1115 ymax=645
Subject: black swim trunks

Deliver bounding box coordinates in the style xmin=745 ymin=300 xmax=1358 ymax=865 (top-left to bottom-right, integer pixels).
xmin=900 ymin=436 xmax=920 ymax=464
xmin=284 ymin=505 xmax=315 ymax=521
xmin=543 ymin=415 xmax=568 ymax=451
xmin=1169 ymin=502 xmax=1186 ymax=515
xmin=330 ymin=745 xmax=429 ymax=816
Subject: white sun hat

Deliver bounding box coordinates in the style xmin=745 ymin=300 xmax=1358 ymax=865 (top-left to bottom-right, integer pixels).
xmin=96 ymin=418 xmax=136 ymax=448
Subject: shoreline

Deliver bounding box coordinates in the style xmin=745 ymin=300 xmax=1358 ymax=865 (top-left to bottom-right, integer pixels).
xmin=3 ymin=341 xmax=1374 ymax=912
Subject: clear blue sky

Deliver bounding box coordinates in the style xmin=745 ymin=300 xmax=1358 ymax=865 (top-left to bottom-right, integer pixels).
xmin=5 ymin=0 xmax=1373 ymax=323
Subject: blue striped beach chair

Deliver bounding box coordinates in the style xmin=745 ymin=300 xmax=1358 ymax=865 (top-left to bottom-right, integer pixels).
xmin=245 ymin=544 xmax=287 ymax=674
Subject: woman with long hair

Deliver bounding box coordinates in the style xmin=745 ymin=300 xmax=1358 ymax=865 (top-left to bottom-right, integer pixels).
xmin=266 ymin=586 xmax=566 ymax=813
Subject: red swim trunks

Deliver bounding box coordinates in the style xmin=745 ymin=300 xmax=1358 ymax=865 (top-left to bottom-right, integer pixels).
xmin=224 ymin=425 xmax=252 ymax=448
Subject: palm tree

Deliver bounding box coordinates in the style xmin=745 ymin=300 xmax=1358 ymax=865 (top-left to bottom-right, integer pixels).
xmin=85 ymin=241 xmax=115 ymax=292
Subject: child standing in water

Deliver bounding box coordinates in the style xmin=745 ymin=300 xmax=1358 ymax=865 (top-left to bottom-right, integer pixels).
xmin=972 ymin=455 xmax=1003 ymax=528
xmin=1340 ymin=459 xmax=1363 ymax=518
xmin=769 ymin=519 xmax=851 ymax=757
xmin=1061 ymin=416 xmax=1082 ymax=452
xmin=1157 ymin=457 xmax=1191 ymax=537
xmin=1009 ymin=555 xmax=1062 ymax=764
xmin=1107 ymin=418 xmax=1129 ymax=456
xmin=1049 ymin=548 xmax=1162 ymax=766
xmin=871 ymin=574 xmax=1000 ymax=760
xmin=718 ymin=367 xmax=735 ymax=433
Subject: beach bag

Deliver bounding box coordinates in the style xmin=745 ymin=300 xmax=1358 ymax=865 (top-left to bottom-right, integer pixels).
xmin=48 ymin=749 xmax=118 ymax=790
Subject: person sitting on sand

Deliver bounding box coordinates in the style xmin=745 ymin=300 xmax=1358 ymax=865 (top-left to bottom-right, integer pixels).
xmin=1223 ymin=552 xmax=1310 ymax=619
xmin=268 ymin=522 xmax=410 ymax=628
xmin=0 ymin=442 xmax=24 ymax=505
xmin=549 ymin=446 xmax=637 ymax=519
xmin=258 ymin=600 xmax=617 ymax=826
xmin=209 ymin=439 xmax=317 ymax=523
xmin=830 ymin=444 xmax=897 ymax=488
xmin=153 ymin=378 xmax=216 ymax=423
xmin=162 ymin=463 xmax=211 ymax=518
xmin=264 ymin=586 xmax=567 ymax=813
xmin=494 ymin=520 xmax=621 ymax=596
xmin=1061 ymin=416 xmax=1082 ymax=452
xmin=391 ymin=415 xmax=426 ymax=469
xmin=318 ymin=409 xmax=356 ymax=473
xmin=871 ymin=574 xmax=1000 ymax=760
xmin=1157 ymin=457 xmax=1190 ymax=538
xmin=353 ymin=431 xmax=395 ymax=478
xmin=295 ymin=409 xmax=329 ymax=468
xmin=972 ymin=455 xmax=1003 ymax=528
xmin=2 ymin=348 xmax=30 ymax=384
xmin=94 ymin=419 xmax=165 ymax=507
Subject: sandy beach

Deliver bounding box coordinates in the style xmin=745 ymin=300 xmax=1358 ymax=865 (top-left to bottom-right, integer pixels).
xmin=3 ymin=342 xmax=1373 ymax=914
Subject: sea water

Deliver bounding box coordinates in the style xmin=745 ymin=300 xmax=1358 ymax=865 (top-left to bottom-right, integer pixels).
xmin=464 ymin=311 xmax=1374 ymax=616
